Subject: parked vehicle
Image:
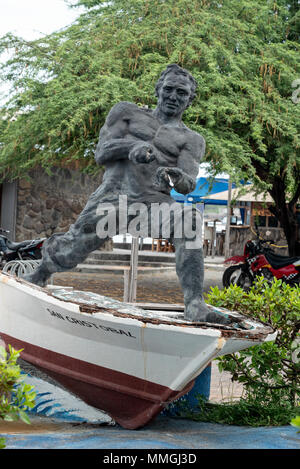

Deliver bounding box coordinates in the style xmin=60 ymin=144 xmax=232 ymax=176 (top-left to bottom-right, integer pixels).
xmin=223 ymin=228 xmax=300 ymax=290
xmin=0 ymin=228 xmax=45 ymax=269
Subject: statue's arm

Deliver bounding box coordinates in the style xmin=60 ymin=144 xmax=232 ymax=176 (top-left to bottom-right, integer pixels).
xmin=173 ymin=133 xmax=205 ymax=194
xmin=94 ymin=103 xmax=138 ymax=165
xmin=95 ymin=131 xmax=137 ymax=165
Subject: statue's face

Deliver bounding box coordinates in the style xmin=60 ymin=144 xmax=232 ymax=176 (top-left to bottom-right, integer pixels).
xmin=157 ymin=73 xmax=192 ymax=117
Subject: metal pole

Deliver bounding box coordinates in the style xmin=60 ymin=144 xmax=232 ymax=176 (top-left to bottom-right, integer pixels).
xmin=224 ymin=179 xmax=232 ymax=259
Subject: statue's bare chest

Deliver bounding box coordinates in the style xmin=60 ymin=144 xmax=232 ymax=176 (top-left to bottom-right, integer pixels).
xmin=127 ymin=110 xmax=187 ymax=163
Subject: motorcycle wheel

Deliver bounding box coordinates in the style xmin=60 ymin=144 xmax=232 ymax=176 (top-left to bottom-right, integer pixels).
xmin=222 ymin=265 xmax=253 ymax=290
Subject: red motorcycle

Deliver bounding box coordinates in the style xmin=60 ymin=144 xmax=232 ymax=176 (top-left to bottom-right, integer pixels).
xmin=223 ymin=231 xmax=300 ymax=290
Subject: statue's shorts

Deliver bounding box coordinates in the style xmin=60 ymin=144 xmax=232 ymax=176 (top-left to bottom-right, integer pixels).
xmin=40 ymin=188 xmax=203 ymax=273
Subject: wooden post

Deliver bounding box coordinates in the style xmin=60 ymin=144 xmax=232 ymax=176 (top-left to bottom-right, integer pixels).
xmin=123 ymin=269 xmax=130 ymax=302
xmin=224 ymin=179 xmax=232 ymax=259
xmin=128 ymin=236 xmax=139 ymax=303
xmin=212 ymin=220 xmax=217 ymax=258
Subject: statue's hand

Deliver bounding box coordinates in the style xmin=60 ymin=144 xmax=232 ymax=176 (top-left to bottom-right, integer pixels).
xmin=155 ymin=167 xmax=183 ymax=189
xmin=128 ymin=143 xmax=157 ymax=164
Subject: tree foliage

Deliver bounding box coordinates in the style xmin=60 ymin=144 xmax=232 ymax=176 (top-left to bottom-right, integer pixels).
xmin=0 ymin=0 xmax=299 ymax=251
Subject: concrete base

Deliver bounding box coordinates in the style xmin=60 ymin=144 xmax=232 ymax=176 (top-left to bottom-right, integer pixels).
xmin=0 ymin=369 xmax=298 ymax=450
xmin=1 ymin=415 xmax=298 ymax=449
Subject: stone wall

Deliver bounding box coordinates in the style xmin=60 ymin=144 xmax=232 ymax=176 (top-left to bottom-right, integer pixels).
xmin=16 ymin=166 xmax=112 ymax=250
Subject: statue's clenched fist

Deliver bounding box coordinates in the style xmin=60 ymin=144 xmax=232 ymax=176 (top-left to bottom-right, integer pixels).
xmin=128 ymin=143 xmax=157 ymax=164
xmin=155 ymin=167 xmax=184 ymax=188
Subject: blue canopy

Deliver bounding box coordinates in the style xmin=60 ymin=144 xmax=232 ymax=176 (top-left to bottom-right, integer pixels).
xmin=171 ymin=177 xmax=236 ymax=205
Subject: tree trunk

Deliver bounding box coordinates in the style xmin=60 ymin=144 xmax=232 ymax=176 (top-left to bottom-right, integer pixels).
xmin=268 ymin=178 xmax=300 ymax=257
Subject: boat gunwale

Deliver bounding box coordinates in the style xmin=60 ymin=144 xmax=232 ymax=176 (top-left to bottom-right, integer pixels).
xmin=0 ymin=272 xmax=275 ymax=341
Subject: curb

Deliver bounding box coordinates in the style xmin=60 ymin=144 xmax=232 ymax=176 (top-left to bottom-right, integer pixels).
xmin=204 ymin=263 xmax=225 ymax=272
xmin=73 ymin=263 xmax=224 ymax=275
xmin=74 ymin=265 xmax=176 ymax=275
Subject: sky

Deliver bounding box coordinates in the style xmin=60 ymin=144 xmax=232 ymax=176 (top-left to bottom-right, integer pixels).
xmin=0 ymin=0 xmax=83 ymax=40
xmin=0 ymin=0 xmax=84 ymax=103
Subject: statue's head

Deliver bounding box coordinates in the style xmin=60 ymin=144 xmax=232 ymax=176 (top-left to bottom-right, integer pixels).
xmin=155 ymin=64 xmax=198 ymax=107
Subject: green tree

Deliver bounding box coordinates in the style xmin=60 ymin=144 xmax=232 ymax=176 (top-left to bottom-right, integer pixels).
xmin=0 ymin=0 xmax=299 ymax=253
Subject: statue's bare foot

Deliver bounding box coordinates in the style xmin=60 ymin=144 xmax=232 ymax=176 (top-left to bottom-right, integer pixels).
xmin=21 ymin=268 xmax=49 ymax=287
xmin=185 ymin=298 xmax=232 ymax=325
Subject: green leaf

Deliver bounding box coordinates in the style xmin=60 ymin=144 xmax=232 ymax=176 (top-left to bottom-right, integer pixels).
xmin=291 ymin=416 xmax=300 ymax=433
xmin=3 ymin=412 xmax=18 ymax=422
xmin=18 ymin=410 xmax=31 ymax=425
xmin=0 ymin=437 xmax=6 ymax=449
xmin=0 ymin=346 xmax=35 ymax=428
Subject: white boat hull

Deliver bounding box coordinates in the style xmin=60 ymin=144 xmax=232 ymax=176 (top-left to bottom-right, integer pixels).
xmin=0 ymin=273 xmax=276 ymax=429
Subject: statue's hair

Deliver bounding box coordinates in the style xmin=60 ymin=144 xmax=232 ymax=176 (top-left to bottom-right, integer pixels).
xmin=155 ymin=64 xmax=197 ymax=104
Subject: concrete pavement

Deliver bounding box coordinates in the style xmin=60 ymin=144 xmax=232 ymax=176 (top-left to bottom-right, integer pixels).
xmin=0 ymin=359 xmax=297 ymax=449
xmin=1 ymin=415 xmax=298 ymax=450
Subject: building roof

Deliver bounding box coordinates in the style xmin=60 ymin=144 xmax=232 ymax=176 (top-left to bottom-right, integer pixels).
xmin=204 ymin=185 xmax=273 ymax=203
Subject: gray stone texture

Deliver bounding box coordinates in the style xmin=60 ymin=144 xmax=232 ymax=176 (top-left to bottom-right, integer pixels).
xmin=16 ymin=166 xmax=112 ymax=250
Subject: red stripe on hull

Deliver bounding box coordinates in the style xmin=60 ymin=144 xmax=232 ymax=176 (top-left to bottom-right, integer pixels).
xmin=0 ymin=333 xmax=194 ymax=429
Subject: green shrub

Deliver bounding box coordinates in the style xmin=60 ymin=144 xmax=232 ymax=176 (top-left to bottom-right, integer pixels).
xmin=207 ymin=277 xmax=299 ymax=405
xmin=291 ymin=416 xmax=300 ymax=433
xmin=0 ymin=345 xmax=36 ymax=449
xmin=195 ymin=277 xmax=299 ymax=426
xmin=183 ymin=395 xmax=297 ymax=427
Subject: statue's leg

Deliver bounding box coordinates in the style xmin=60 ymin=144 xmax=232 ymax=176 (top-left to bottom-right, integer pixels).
xmin=172 ymin=236 xmax=207 ymax=319
xmin=23 ymin=195 xmax=117 ymax=287
xmin=167 ymin=203 xmax=230 ymax=324
xmin=22 ymin=227 xmax=108 ymax=287
xmin=173 ymin=237 xmax=231 ymax=324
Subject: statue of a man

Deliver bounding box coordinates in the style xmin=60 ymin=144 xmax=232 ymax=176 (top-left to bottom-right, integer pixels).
xmin=24 ymin=64 xmax=229 ymax=324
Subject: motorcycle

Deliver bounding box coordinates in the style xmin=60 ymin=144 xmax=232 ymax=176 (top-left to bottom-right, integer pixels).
xmin=0 ymin=228 xmax=45 ymax=269
xmin=223 ymin=228 xmax=300 ymax=290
